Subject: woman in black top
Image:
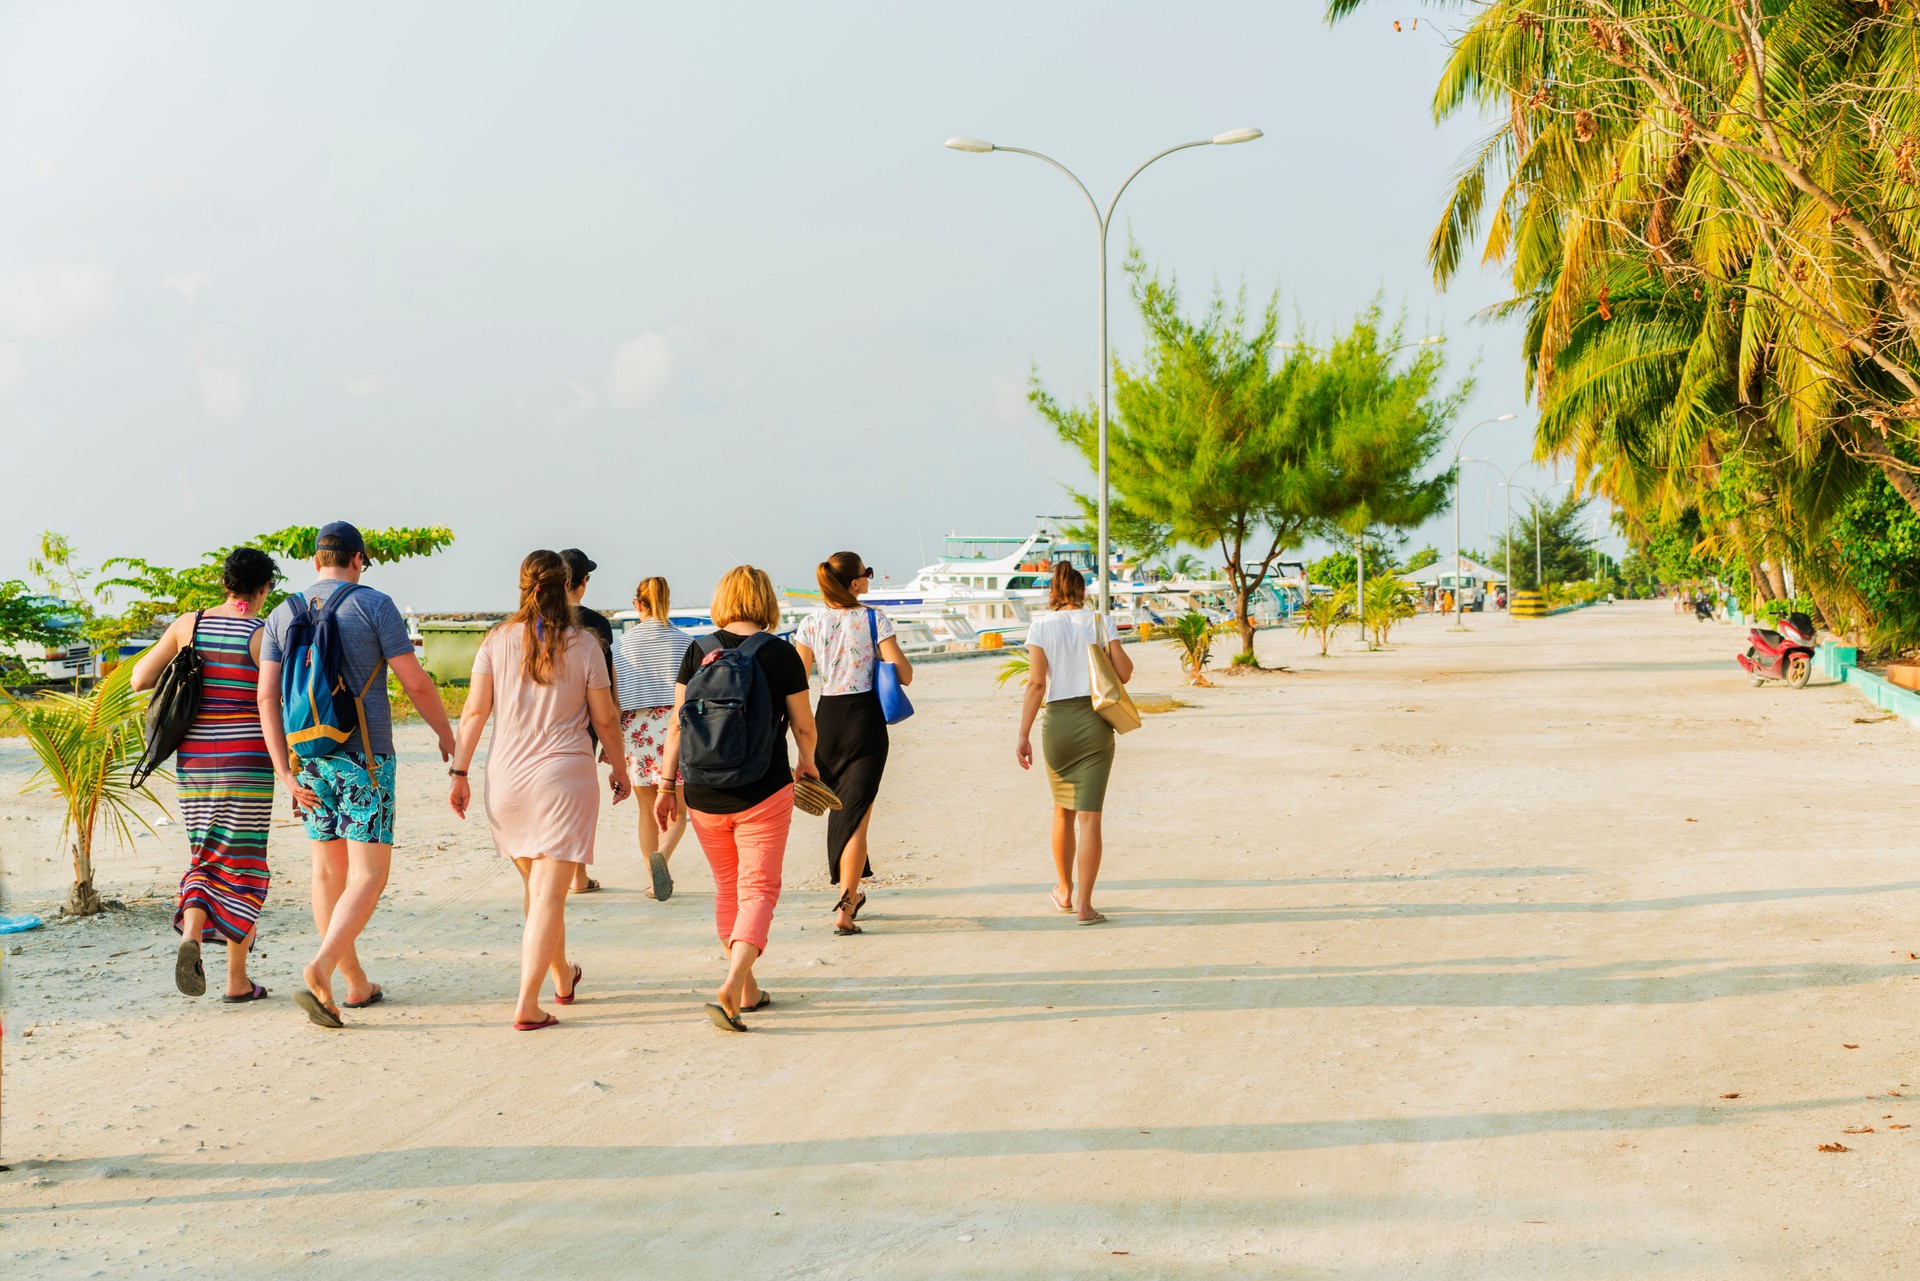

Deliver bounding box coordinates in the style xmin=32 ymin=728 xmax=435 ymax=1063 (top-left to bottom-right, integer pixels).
xmin=655 ymin=566 xmax=818 ymax=1031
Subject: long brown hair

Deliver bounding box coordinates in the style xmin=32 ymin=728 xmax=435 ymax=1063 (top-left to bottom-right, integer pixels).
xmin=634 ymin=576 xmax=670 ymax=621
xmin=817 ymin=551 xmax=866 ymax=610
xmin=1048 ymin=560 xmax=1087 ymax=610
xmin=507 ymin=550 xmax=574 ymax=684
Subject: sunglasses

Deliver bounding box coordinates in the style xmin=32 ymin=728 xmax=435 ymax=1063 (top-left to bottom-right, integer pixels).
xmin=861 ymin=568 xmax=877 ymax=579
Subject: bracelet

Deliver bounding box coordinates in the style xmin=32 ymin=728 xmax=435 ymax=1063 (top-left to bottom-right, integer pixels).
xmin=448 ymin=767 xmax=468 ymax=778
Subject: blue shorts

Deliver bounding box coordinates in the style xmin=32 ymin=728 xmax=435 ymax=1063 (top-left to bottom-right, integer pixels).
xmin=296 ymin=751 xmax=397 ymax=845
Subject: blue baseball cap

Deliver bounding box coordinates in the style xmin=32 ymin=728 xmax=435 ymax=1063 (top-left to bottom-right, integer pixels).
xmin=317 ymin=521 xmax=366 ymax=557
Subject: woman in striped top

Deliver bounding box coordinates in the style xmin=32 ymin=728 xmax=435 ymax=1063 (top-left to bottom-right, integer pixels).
xmin=131 ymin=548 xmax=281 ymax=1002
xmin=612 ymin=577 xmax=696 ymax=901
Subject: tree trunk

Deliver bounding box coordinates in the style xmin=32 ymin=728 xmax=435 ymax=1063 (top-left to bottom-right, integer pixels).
xmin=1761 ymin=560 xmax=1788 ymax=600
xmin=1856 ymin=423 xmax=1920 ymax=517
xmin=1236 ymin=587 xmax=1254 ymax=660
xmin=66 ymin=838 xmax=102 ymax=917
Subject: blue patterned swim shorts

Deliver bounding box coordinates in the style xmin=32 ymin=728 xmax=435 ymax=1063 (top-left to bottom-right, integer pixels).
xmin=295 ymin=750 xmax=397 ymax=845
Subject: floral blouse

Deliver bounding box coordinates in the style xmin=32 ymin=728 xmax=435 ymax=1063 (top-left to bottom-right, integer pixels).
xmin=794 ymin=607 xmax=896 ymax=696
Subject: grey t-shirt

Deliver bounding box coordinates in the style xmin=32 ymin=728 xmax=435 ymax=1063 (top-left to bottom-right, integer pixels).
xmin=260 ymin=580 xmax=414 ymax=757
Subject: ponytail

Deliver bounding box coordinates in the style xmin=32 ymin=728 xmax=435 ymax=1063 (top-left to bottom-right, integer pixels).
xmin=634 ymin=576 xmax=671 ymax=622
xmin=1048 ymin=560 xmax=1087 ymax=611
xmin=508 ymin=550 xmax=574 ymax=685
xmin=817 ymin=551 xmax=866 ymax=610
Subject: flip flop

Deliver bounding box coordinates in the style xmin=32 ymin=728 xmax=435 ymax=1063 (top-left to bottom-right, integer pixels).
xmin=851 ymin=893 xmax=867 ymax=920
xmin=1050 ymin=890 xmax=1073 ymax=913
xmin=704 ymin=1002 xmax=748 ymax=1032
xmin=222 ymin=983 xmax=269 ymax=1003
xmin=834 ymin=922 xmax=863 ymax=936
xmin=646 ymin=850 xmax=673 ymax=902
xmin=174 ymin=939 xmax=206 ymax=997
xmin=1075 ymin=912 xmax=1109 ymax=926
xmin=573 ymin=878 xmax=601 ymax=893
xmin=743 ymin=992 xmax=772 ymax=1012
xmin=344 ymin=985 xmax=384 ymax=1009
xmin=514 ymin=1013 xmax=560 ymax=1032
xmin=294 ymin=989 xmax=345 ymax=1028
xmin=555 ymin=963 xmax=583 ymax=1006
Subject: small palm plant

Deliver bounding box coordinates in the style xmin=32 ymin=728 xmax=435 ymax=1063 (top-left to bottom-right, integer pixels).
xmin=1363 ymin=576 xmax=1419 ymax=648
xmin=0 ymin=662 xmax=167 ymax=916
xmin=1295 ymin=588 xmax=1354 ymax=657
xmin=1163 ymin=610 xmax=1235 ymax=686
xmin=994 ymin=651 xmax=1031 ymax=689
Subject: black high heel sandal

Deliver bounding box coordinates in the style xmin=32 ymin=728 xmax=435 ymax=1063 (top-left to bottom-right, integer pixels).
xmin=833 ymin=891 xmax=863 ymax=936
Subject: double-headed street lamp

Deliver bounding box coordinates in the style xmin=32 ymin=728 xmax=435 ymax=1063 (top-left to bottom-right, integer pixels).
xmin=947 ymin=128 xmax=1264 ymax=616
xmin=1448 ymin=413 xmax=1518 ymax=624
xmin=1509 ymin=479 xmax=1573 ymax=588
xmin=1460 ymin=456 xmax=1526 ymax=610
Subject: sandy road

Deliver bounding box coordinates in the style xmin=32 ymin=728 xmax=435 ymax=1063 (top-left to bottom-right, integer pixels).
xmin=2 ymin=601 xmax=1917 ymax=1279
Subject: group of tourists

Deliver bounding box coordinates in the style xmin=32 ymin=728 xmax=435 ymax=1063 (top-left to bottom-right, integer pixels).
xmin=132 ymin=521 xmax=1131 ymax=1033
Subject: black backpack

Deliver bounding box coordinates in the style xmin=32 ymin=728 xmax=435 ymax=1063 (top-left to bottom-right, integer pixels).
xmin=679 ymin=631 xmax=776 ymax=788
xmin=130 ymin=613 xmax=205 ymax=788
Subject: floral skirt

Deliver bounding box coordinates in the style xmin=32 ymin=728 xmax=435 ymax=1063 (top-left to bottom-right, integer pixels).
xmin=621 ymin=706 xmax=682 ymax=788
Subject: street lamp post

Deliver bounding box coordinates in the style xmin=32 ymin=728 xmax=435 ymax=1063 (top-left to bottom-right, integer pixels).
xmin=1448 ymin=414 xmax=1518 ymax=626
xmin=1510 ymin=480 xmax=1572 ymax=593
xmin=1461 ymin=456 xmax=1527 ymax=611
xmin=948 ymin=127 xmax=1263 ymax=618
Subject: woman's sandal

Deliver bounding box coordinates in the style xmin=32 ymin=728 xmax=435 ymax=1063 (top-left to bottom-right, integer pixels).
xmin=514 ymin=1013 xmax=560 ymax=1032
xmin=1075 ymin=911 xmax=1109 ymax=926
xmin=743 ymin=992 xmax=772 ymax=1012
xmin=555 ymin=963 xmax=583 ymax=1006
xmin=704 ymin=1002 xmax=748 ymax=1032
xmin=294 ymin=989 xmax=344 ymax=1028
xmin=573 ymin=878 xmax=601 ymax=894
xmin=1050 ymin=889 xmax=1074 ymax=913
xmin=851 ymin=892 xmax=867 ymax=920
xmin=221 ymin=983 xmax=269 ymax=1003
xmin=833 ymin=892 xmax=863 ymax=936
xmin=343 ymin=984 xmax=384 ymax=1009
xmin=174 ymin=938 xmax=206 ymax=997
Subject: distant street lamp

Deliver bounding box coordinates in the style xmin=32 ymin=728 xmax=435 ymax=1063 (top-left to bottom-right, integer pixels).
xmin=1510 ymin=479 xmax=1573 ymax=589
xmin=949 ymin=127 xmax=1263 ymax=616
xmin=1461 ymin=456 xmax=1527 ymax=611
xmin=1448 ymin=414 xmax=1518 ymax=625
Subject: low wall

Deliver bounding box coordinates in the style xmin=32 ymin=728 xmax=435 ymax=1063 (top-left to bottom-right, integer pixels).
xmin=1816 ymin=642 xmax=1920 ymax=724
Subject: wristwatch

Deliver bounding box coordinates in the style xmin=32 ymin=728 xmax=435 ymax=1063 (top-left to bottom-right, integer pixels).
xmin=448 ymin=767 xmax=468 ymax=778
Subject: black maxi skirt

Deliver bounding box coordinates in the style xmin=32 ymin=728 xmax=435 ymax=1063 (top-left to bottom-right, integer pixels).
xmin=815 ymin=690 xmax=889 ymax=882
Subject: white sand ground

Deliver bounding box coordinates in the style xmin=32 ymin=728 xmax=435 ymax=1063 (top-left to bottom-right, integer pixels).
xmin=1 ymin=602 xmax=1917 ymax=1279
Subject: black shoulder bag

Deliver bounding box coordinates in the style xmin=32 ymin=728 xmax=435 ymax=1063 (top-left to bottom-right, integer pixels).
xmin=130 ymin=613 xmax=206 ymax=788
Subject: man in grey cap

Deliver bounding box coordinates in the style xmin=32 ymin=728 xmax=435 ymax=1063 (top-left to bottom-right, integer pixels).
xmin=258 ymin=520 xmax=457 ymax=1028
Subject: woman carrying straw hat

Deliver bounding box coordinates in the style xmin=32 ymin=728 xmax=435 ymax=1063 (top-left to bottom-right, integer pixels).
xmin=793 ymin=551 xmax=913 ymax=937
xmin=1015 ymin=561 xmax=1133 ymax=925
xmin=612 ymin=576 xmax=696 ymax=901
xmin=448 ymin=550 xmax=632 ymax=1031
xmin=654 ymin=565 xmax=818 ymax=1031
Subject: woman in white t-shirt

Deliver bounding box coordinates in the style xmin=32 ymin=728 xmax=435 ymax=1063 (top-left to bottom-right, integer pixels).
xmin=793 ymin=551 xmax=914 ymax=936
xmin=1016 ymin=561 xmax=1133 ymax=925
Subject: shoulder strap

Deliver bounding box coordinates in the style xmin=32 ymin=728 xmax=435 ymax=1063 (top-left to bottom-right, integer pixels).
xmin=317 ymin=582 xmax=362 ymax=618
xmin=737 ymin=630 xmax=776 ymax=659
xmin=188 ymin=610 xmax=205 ymax=645
xmin=695 ymin=633 xmax=725 ymax=657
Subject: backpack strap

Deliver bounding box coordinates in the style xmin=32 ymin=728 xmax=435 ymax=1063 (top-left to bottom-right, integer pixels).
xmin=736 ymin=630 xmax=776 ymax=659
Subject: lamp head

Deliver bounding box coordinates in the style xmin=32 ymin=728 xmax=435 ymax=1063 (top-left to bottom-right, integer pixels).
xmin=1212 ymin=127 xmax=1263 ymax=145
xmin=1419 ymin=335 xmax=1445 ymax=345
xmin=1496 ymin=412 xmax=1518 ymax=421
xmin=945 ymin=136 xmax=995 ymax=153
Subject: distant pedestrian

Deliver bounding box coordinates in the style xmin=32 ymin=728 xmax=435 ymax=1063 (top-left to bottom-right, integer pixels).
xmin=613 ymin=576 xmax=696 ymax=901
xmin=654 ymin=566 xmax=818 ymax=1031
xmin=447 ymin=550 xmax=631 ymax=1031
xmin=131 ymin=548 xmax=281 ymax=1003
xmin=560 ymin=548 xmax=616 ymax=893
xmin=258 ymin=521 xmax=457 ymax=1029
xmin=793 ymin=552 xmax=913 ymax=936
xmin=1015 ymin=562 xmax=1132 ymax=925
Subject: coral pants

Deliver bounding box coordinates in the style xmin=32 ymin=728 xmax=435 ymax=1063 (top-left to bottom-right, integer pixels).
xmin=689 ymin=786 xmax=793 ymax=952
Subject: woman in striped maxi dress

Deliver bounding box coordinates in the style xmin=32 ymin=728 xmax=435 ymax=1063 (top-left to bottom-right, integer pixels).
xmin=132 ymin=548 xmax=280 ymax=1002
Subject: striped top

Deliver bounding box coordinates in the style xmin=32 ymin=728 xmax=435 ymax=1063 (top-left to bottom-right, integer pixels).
xmin=613 ymin=619 xmax=695 ymax=711
xmin=193 ymin=614 xmax=266 ymax=712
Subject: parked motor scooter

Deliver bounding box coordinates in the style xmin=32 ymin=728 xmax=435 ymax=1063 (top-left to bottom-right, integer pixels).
xmin=1735 ymin=611 xmax=1817 ymax=688
xmin=1693 ymin=598 xmax=1715 ymax=621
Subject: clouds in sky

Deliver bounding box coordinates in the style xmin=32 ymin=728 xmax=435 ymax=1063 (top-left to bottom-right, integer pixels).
xmin=163 ymin=271 xmax=211 ymax=305
xmin=0 ymin=256 xmax=118 ymax=340
xmin=192 ymin=346 xmax=250 ymax=422
xmin=344 ymin=374 xmax=387 ymax=399
xmin=606 ymin=331 xmax=674 ymax=410
xmin=990 ymin=374 xmax=1030 ymax=425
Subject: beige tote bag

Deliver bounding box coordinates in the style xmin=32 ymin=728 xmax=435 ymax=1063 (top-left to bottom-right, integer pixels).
xmin=1087 ymin=613 xmax=1141 ymax=734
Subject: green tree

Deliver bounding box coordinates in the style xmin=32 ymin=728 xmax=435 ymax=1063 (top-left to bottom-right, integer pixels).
xmin=0 ymin=580 xmax=67 ymax=648
xmin=1294 ymin=588 xmax=1354 ymax=658
xmin=1498 ymin=491 xmax=1600 ymax=592
xmin=0 ymin=662 xmax=165 ymax=916
xmin=1162 ymin=610 xmax=1237 ymax=686
xmin=1310 ymin=540 xmax=1396 ymax=589
xmin=1032 ymin=249 xmax=1335 ymax=660
xmin=1400 ymin=545 xmax=1440 ymax=573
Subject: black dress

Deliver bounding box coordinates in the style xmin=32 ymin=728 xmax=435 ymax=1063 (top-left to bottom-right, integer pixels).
xmin=814 ymin=688 xmax=888 ymax=881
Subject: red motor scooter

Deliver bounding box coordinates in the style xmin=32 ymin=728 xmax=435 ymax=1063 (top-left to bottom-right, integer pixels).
xmin=1735 ymin=611 xmax=1816 ymax=688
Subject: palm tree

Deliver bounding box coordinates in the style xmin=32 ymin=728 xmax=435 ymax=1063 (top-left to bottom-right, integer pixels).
xmin=1363 ymin=575 xmax=1419 ymax=647
xmin=1161 ymin=610 xmax=1237 ymax=686
xmin=1295 ymin=589 xmax=1354 ymax=657
xmin=0 ymin=662 xmax=167 ymax=916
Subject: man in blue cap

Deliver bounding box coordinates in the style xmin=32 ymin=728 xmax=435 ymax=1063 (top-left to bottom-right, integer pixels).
xmin=258 ymin=520 xmax=456 ymax=1028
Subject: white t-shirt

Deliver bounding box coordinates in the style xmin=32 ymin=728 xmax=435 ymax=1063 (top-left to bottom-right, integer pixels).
xmin=793 ymin=606 xmax=896 ymax=696
xmin=1026 ymin=609 xmax=1115 ymax=703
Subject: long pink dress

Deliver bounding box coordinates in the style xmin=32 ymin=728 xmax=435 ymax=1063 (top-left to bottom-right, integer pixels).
xmin=472 ymin=625 xmax=607 ymax=864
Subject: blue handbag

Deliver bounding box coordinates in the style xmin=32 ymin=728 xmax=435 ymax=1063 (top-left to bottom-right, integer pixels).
xmin=868 ymin=608 xmax=914 ymax=725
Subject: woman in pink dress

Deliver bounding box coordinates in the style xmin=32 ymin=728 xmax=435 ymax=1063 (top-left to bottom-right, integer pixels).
xmin=449 ymin=550 xmax=631 ymax=1030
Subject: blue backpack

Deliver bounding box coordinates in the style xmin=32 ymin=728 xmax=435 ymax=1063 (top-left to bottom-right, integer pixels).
xmin=280 ymin=584 xmax=381 ymax=760
xmin=679 ymin=632 xmax=776 ymax=787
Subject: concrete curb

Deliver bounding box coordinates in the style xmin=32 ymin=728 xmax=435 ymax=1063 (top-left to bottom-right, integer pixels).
xmin=1816 ymin=642 xmax=1920 ymax=724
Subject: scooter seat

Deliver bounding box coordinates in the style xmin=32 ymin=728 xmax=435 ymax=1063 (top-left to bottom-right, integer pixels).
xmin=1753 ymin=629 xmax=1783 ymax=646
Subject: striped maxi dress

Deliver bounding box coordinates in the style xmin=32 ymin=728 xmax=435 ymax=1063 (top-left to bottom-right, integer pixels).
xmin=173 ymin=615 xmax=274 ymax=944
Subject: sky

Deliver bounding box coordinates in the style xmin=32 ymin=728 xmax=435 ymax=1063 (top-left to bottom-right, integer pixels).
xmin=0 ymin=1 xmax=1617 ymax=612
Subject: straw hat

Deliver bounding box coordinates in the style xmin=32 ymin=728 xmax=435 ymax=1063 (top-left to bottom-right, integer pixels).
xmin=792 ymin=776 xmax=842 ymax=816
